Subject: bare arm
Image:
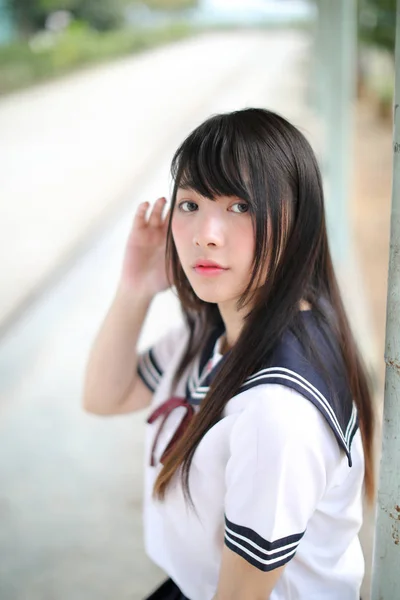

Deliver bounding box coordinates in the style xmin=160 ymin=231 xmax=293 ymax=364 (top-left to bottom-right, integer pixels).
xmin=213 ymin=545 xmax=284 ymax=600
xmin=82 ymin=196 xmax=170 ymax=415
xmin=82 ymin=286 xmax=153 ymax=414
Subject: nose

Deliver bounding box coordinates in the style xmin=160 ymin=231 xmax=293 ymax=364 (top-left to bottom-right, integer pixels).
xmin=193 ymin=213 xmax=224 ymax=248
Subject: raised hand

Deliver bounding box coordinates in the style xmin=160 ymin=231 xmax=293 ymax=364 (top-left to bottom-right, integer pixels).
xmin=120 ymin=196 xmax=172 ymax=297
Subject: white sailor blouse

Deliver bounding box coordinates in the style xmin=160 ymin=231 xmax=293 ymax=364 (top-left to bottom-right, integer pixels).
xmin=137 ymin=311 xmax=365 ymax=600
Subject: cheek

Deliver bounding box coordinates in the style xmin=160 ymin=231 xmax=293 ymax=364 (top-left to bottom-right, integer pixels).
xmin=171 ymin=215 xmax=190 ymax=255
xmin=171 ymin=215 xmax=183 ymax=242
xmin=233 ymin=221 xmax=255 ymax=264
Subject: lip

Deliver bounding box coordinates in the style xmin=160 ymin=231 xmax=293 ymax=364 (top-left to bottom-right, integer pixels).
xmin=193 ymin=265 xmax=228 ymax=277
xmin=193 ymin=259 xmax=228 ymax=277
xmin=193 ymin=259 xmax=227 ymax=269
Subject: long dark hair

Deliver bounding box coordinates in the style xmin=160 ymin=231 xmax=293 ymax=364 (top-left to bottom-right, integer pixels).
xmin=153 ymin=108 xmax=375 ymax=505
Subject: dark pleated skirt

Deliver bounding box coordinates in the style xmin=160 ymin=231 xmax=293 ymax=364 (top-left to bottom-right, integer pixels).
xmin=144 ymin=577 xmax=190 ymax=600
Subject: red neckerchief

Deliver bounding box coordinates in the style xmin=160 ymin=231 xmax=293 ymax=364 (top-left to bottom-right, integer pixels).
xmin=146 ymin=396 xmax=195 ymax=467
xmin=146 ymin=345 xmax=221 ymax=467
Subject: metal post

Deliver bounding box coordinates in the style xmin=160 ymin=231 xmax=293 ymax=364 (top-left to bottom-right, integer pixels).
xmin=0 ymin=0 xmax=16 ymax=44
xmin=371 ymin=1 xmax=400 ymax=598
xmin=321 ymin=0 xmax=357 ymax=266
xmin=311 ymin=0 xmax=327 ymax=115
xmin=315 ymin=0 xmax=331 ymax=120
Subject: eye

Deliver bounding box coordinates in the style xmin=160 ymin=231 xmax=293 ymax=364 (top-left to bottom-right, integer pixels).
xmin=230 ymin=202 xmax=249 ymax=214
xmin=178 ymin=200 xmax=198 ymax=212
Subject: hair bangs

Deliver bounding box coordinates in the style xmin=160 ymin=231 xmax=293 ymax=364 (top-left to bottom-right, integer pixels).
xmin=171 ymin=117 xmax=251 ymax=204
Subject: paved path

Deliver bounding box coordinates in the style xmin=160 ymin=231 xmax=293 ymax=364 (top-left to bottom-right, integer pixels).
xmin=0 ymin=29 xmax=375 ymax=600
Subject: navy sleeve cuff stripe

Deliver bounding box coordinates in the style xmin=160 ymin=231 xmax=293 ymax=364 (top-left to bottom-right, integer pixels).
xmin=137 ymin=367 xmax=156 ymax=392
xmin=148 ymin=348 xmax=163 ymax=376
xmin=225 ymin=516 xmax=304 ymax=552
xmin=224 ymin=534 xmax=298 ymax=572
xmin=137 ymin=349 xmax=163 ymax=392
xmin=225 ymin=530 xmax=299 ymax=562
xmin=143 ymin=351 xmax=162 ymax=384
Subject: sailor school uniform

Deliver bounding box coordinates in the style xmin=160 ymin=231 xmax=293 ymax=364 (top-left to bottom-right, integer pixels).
xmin=137 ymin=311 xmax=365 ymax=600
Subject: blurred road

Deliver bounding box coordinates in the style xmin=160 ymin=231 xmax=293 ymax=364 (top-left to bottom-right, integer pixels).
xmin=0 ymin=28 xmax=363 ymax=600
xmin=0 ymin=170 xmax=183 ymax=600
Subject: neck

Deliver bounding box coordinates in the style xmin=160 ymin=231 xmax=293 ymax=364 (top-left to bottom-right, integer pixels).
xmin=217 ymin=299 xmax=248 ymax=354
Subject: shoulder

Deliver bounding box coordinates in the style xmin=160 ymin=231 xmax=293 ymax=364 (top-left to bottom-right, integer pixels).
xmin=226 ymin=384 xmax=343 ymax=471
xmin=228 ymin=313 xmax=358 ymax=467
xmin=227 ymin=382 xmax=329 ymax=427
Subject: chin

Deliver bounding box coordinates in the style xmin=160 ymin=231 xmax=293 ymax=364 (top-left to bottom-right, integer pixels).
xmin=188 ymin=283 xmax=233 ymax=305
xmin=192 ymin=291 xmax=225 ymax=304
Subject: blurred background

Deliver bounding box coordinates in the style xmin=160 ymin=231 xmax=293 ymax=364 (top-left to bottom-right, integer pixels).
xmin=0 ymin=0 xmax=394 ymax=598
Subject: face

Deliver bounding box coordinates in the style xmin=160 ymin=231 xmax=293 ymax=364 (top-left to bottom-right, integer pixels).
xmin=171 ymin=188 xmax=256 ymax=306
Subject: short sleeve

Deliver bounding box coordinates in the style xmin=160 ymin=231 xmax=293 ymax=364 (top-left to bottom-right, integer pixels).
xmin=224 ymin=385 xmax=333 ymax=573
xmin=137 ymin=322 xmax=188 ymax=393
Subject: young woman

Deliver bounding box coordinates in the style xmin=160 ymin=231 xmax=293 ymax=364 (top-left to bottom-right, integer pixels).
xmin=83 ymin=108 xmax=375 ymax=600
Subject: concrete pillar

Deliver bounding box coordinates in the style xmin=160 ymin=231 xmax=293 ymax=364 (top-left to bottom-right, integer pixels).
xmin=319 ymin=0 xmax=357 ymax=266
xmin=371 ymin=1 xmax=400 ymax=597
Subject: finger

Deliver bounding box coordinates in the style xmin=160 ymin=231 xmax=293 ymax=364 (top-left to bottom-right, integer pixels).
xmin=132 ymin=201 xmax=150 ymax=230
xmin=148 ymin=197 xmax=167 ymax=228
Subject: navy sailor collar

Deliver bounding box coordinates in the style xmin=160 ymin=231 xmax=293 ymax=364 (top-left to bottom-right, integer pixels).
xmin=185 ymin=313 xmax=358 ymax=467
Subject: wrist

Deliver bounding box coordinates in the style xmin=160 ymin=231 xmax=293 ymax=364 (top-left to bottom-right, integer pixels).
xmin=114 ymin=281 xmax=154 ymax=318
xmin=116 ymin=278 xmax=154 ymax=302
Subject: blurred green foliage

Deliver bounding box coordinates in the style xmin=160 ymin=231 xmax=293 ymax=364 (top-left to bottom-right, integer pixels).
xmin=2 ymin=0 xmax=201 ymax=95
xmin=138 ymin=0 xmax=198 ymax=10
xmin=0 ymin=20 xmax=194 ymax=95
xmin=7 ymin=0 xmax=130 ymax=32
xmin=359 ymin=0 xmax=395 ymax=54
xmin=7 ymin=0 xmax=199 ymax=34
xmin=73 ymin=0 xmax=127 ymax=31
